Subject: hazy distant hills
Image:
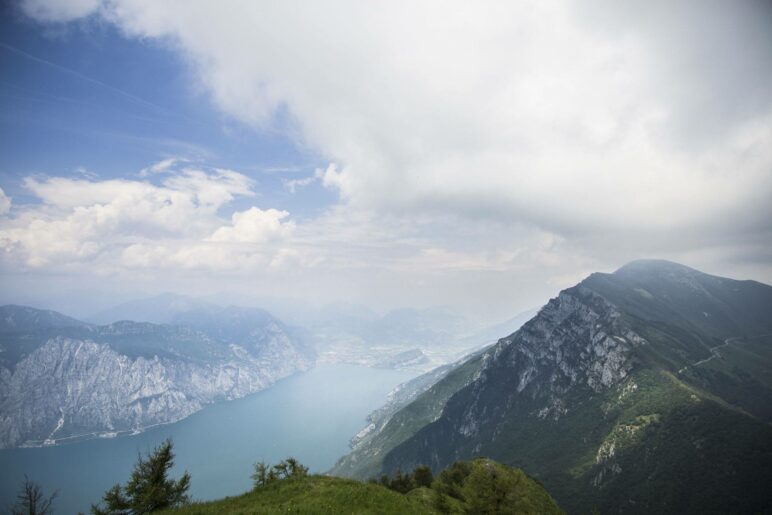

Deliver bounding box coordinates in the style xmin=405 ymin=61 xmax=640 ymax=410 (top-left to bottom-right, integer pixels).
xmin=89 ymin=294 xmax=473 ymax=348
xmin=88 ymin=294 xmax=510 ymax=369
xmin=0 ymin=305 xmax=87 ymax=333
xmin=335 ymin=260 xmax=772 ymax=514
xmin=0 ymin=304 xmax=314 ymax=449
xmin=88 ymin=292 xmax=223 ymax=325
xmin=301 ymin=303 xmax=522 ymax=369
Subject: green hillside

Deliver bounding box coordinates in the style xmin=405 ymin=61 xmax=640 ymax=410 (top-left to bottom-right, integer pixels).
xmin=330 ymin=352 xmax=486 ymax=479
xmin=160 ymin=475 xmax=432 ymax=515
xmin=159 ymin=459 xmax=562 ymax=515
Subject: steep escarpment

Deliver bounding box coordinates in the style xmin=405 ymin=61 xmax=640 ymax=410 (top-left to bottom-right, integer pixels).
xmin=0 ymin=306 xmax=314 ymax=448
xmin=375 ymin=261 xmax=772 ymax=514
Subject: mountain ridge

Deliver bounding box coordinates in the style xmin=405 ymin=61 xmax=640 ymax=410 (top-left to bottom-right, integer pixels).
xmin=0 ymin=304 xmax=314 ymax=448
xmin=337 ymin=260 xmax=772 ymax=514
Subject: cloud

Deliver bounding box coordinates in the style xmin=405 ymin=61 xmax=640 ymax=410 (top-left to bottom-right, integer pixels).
xmin=19 ymin=0 xmax=771 ymax=241
xmin=283 ymin=175 xmax=317 ymax=194
xmin=0 ymin=167 xmax=289 ymax=269
xmin=209 ymin=207 xmax=295 ymax=243
xmin=0 ymin=188 xmax=10 ymax=215
xmin=10 ymin=0 xmax=772 ymax=316
xmin=283 ymin=164 xmax=336 ymax=193
xmin=138 ymin=157 xmax=186 ymax=177
xmin=162 ymin=168 xmax=255 ymax=208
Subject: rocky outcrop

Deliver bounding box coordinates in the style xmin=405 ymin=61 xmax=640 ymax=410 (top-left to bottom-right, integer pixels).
xmin=330 ymin=286 xmax=645 ymax=479
xmin=443 ymin=286 xmax=646 ymax=442
xmin=379 ymin=284 xmax=654 ymax=475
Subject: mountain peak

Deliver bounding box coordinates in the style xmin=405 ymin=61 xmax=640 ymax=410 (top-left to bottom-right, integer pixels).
xmin=614 ymin=259 xmax=702 ymax=277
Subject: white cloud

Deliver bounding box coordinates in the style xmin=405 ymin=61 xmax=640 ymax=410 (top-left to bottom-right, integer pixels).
xmin=283 ymin=164 xmax=336 ymax=193
xmin=0 ymin=168 xmax=290 ymax=269
xmin=20 ymin=0 xmax=769 ymax=241
xmin=284 ymin=175 xmax=317 ymax=194
xmin=209 ymin=207 xmax=295 ymax=244
xmin=9 ymin=0 xmax=772 ymax=316
xmin=0 ymin=188 xmax=10 ymax=215
xmin=138 ymin=157 xmax=186 ymax=177
xmin=162 ymin=168 xmax=255 ymax=208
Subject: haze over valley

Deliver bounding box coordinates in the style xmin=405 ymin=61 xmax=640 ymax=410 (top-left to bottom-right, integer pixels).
xmin=1 ymin=0 xmax=771 ymax=513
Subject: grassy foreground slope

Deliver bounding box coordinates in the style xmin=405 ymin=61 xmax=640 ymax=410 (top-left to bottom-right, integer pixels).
xmin=161 ymin=475 xmax=431 ymax=515
xmin=161 ymin=459 xmax=563 ymax=515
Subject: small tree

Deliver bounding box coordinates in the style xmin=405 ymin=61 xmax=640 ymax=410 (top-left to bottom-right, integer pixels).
xmin=388 ymin=469 xmax=413 ymax=494
xmin=91 ymin=439 xmax=190 ymax=515
xmin=413 ymin=465 xmax=434 ymax=489
xmin=435 ymin=460 xmax=471 ymax=501
xmin=252 ymin=458 xmax=309 ymax=489
xmin=272 ymin=460 xmax=289 ymax=480
xmin=285 ymin=457 xmax=308 ymax=478
xmin=462 ymin=460 xmax=522 ymax=515
xmin=11 ymin=475 xmax=57 ymax=515
xmin=251 ymin=461 xmax=269 ymax=488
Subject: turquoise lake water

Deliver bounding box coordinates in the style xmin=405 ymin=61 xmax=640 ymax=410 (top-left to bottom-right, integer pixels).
xmin=0 ymin=364 xmax=417 ymax=514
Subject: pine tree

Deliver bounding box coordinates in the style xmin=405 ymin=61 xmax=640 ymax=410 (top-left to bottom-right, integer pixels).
xmin=91 ymin=439 xmax=190 ymax=515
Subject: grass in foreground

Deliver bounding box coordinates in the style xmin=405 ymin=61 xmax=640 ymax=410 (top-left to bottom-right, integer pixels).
xmin=160 ymin=475 xmax=435 ymax=515
xmin=160 ymin=458 xmax=564 ymax=515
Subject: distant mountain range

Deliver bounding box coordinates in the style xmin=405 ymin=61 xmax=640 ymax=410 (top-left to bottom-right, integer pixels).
xmin=89 ymin=295 xmax=476 ymax=347
xmin=87 ymin=292 xmax=218 ymax=325
xmin=0 ymin=304 xmax=314 ymax=448
xmin=333 ymin=260 xmax=772 ymax=514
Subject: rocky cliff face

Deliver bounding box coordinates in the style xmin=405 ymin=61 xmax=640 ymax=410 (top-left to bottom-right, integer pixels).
xmin=0 ymin=306 xmax=314 ymax=448
xmin=382 ymin=285 xmax=649 ymax=471
xmin=464 ymin=286 xmax=647 ymax=426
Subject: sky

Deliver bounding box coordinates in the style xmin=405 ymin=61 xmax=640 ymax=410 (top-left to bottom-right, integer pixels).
xmin=1 ymin=0 xmax=771 ymax=322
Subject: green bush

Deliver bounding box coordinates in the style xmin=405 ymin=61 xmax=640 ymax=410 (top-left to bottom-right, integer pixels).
xmin=251 ymin=457 xmax=309 ymax=489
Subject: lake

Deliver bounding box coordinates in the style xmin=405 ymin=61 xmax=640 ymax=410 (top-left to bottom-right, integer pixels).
xmin=0 ymin=364 xmax=418 ymax=514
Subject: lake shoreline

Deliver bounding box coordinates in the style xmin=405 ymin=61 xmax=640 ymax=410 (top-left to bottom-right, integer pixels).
xmin=0 ymin=364 xmax=419 ymax=514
